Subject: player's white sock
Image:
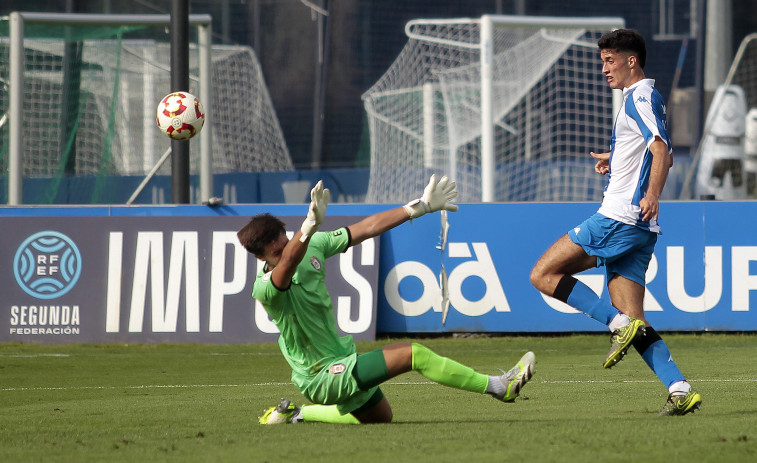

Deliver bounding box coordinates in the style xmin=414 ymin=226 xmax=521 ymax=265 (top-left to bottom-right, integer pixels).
xmin=668 ymin=380 xmax=691 ymax=396
xmin=485 ymin=375 xmax=505 ymax=397
xmin=608 ymin=313 xmax=630 ymax=332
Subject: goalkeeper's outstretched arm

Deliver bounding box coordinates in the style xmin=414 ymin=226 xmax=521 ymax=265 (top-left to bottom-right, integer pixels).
xmin=348 ymin=174 xmax=458 ymax=247
xmin=271 ymin=180 xmax=329 ymax=289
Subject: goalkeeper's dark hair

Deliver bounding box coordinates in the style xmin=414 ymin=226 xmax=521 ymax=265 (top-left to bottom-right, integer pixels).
xmin=237 ymin=213 xmax=286 ymax=256
xmin=598 ymin=28 xmax=647 ymax=69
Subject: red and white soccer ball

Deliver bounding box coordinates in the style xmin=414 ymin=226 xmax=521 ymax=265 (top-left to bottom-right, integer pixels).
xmin=156 ymin=91 xmax=205 ymax=140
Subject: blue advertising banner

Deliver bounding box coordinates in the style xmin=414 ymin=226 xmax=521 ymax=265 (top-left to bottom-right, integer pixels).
xmin=1 ymin=200 xmax=755 ymax=343
xmin=0 ymin=214 xmax=378 ymax=344
xmin=376 ymin=202 xmax=757 ymax=333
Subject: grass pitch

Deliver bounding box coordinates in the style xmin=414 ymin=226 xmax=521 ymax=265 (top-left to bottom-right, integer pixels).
xmin=1 ymin=334 xmax=755 ymax=462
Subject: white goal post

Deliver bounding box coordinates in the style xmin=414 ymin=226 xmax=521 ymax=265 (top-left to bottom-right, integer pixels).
xmin=363 ymin=14 xmax=626 ymax=203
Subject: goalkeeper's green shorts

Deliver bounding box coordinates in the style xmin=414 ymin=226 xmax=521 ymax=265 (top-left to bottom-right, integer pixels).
xmin=300 ymin=352 xmax=380 ymax=415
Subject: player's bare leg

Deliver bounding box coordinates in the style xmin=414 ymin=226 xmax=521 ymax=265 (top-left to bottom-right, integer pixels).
xmin=530 ymin=234 xmax=596 ymax=295
xmin=606 ymin=274 xmax=646 ymax=321
xmin=530 ymin=235 xmax=646 ymax=368
xmin=602 ymin=275 xmax=647 ymax=368
xmin=353 ymin=396 xmax=393 ymax=423
xmin=532 ymin=235 xmax=633 ymax=339
xmin=607 ymin=276 xmax=702 ymax=414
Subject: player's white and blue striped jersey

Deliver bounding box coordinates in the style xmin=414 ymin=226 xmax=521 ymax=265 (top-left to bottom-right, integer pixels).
xmin=597 ymin=78 xmax=671 ymax=234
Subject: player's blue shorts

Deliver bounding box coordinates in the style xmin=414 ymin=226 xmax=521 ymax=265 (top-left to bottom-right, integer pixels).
xmin=568 ymin=213 xmax=657 ymax=287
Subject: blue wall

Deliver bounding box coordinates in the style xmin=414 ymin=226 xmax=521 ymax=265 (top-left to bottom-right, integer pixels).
xmin=0 ymin=169 xmax=371 ymax=205
xmin=2 ymin=157 xmax=695 ymax=205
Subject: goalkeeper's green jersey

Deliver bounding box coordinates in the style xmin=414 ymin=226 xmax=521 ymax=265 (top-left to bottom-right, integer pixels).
xmin=252 ymin=228 xmax=355 ymax=389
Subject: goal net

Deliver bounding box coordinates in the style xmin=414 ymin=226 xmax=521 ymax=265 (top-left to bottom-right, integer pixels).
xmin=0 ymin=13 xmax=292 ymax=204
xmin=362 ymin=15 xmax=624 ymax=203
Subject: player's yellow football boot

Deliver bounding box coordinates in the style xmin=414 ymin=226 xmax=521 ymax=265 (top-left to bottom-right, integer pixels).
xmin=603 ymin=317 xmax=645 ymax=368
xmin=659 ymin=391 xmax=702 ymax=416
xmin=258 ymin=398 xmax=302 ymax=425
xmin=492 ymin=351 xmax=535 ymax=402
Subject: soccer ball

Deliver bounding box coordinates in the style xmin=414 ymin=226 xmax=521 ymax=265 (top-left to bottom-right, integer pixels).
xmin=156 ymin=91 xmax=205 ymax=140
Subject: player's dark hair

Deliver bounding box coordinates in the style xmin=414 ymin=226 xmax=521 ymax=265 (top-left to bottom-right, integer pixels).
xmin=237 ymin=213 xmax=286 ymax=256
xmin=598 ymin=28 xmax=646 ymax=69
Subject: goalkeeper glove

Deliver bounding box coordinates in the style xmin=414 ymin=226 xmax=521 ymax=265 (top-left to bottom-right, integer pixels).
xmin=300 ymin=180 xmax=330 ymax=242
xmin=403 ymin=174 xmax=458 ymax=219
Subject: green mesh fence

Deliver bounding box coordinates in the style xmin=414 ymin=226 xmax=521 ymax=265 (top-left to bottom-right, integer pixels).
xmin=0 ymin=15 xmax=292 ymax=205
xmin=0 ymin=22 xmax=150 ymax=203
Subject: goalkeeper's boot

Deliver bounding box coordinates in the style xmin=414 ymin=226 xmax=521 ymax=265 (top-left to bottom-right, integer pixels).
xmin=659 ymin=391 xmax=702 ymax=416
xmin=258 ymin=398 xmax=302 ymax=425
xmin=603 ymin=317 xmax=646 ymax=369
xmin=493 ymin=351 xmax=535 ymax=402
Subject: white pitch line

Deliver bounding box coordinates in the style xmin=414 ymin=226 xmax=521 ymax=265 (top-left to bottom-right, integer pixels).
xmin=0 ymin=352 xmax=281 ymax=358
xmin=3 ymin=378 xmax=756 ymax=393
xmin=207 ymin=352 xmax=281 ymax=356
xmin=1 ymin=383 xmax=286 ymax=392
xmin=542 ymin=380 xmax=656 ymax=384
xmin=0 ymin=381 xmax=436 ymax=392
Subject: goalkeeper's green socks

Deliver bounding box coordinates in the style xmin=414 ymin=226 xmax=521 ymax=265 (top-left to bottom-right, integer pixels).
xmin=301 ymin=405 xmax=360 ymax=424
xmin=411 ymin=343 xmax=489 ymax=393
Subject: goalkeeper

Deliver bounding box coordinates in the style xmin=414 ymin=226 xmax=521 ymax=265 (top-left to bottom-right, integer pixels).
xmin=238 ymin=175 xmax=534 ymax=424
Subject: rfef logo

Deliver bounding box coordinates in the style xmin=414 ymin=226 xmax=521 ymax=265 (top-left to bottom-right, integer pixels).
xmin=13 ymin=231 xmax=82 ymax=299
